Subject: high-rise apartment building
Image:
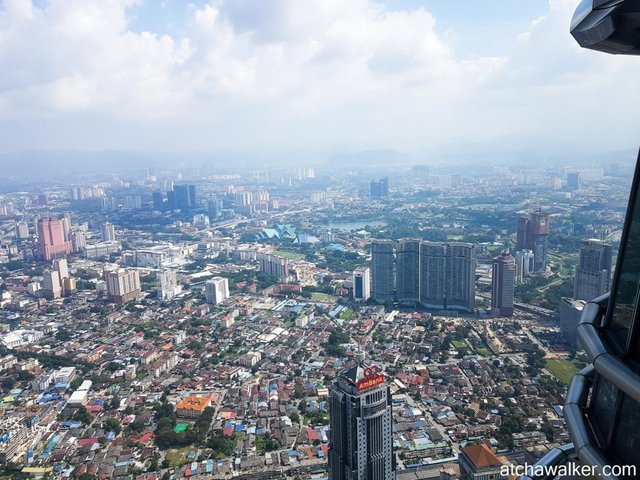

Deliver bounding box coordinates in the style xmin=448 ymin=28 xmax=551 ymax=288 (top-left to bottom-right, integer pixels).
xmin=157 ymin=268 xmax=180 ymax=301
xmin=566 ymin=171 xmax=581 ymax=190
xmin=15 ymin=221 xmax=29 ymax=241
xmin=101 ymin=222 xmax=116 ymax=242
xmin=371 ymin=240 xmax=395 ymax=303
xmin=36 ymin=218 xmax=72 ymax=261
xmin=516 ymin=210 xmax=550 ymax=272
xmin=491 ymin=252 xmax=516 ymax=317
xmin=42 ymin=269 xmax=62 ymax=299
xmin=207 ymin=196 xmax=223 ymax=220
xmin=352 ymin=267 xmax=371 ymax=302
xmin=123 ymin=195 xmax=142 ymax=210
xmin=205 ymin=277 xmax=230 ymax=305
xmin=370 ymin=240 xmax=475 ymax=311
xmin=573 ymin=239 xmax=612 ymax=301
xmin=396 ymin=239 xmax=421 ymax=304
xmin=419 ymin=241 xmax=446 ymax=309
xmin=370 ymin=177 xmax=389 ymax=199
xmin=445 ymin=243 xmax=476 ymax=312
xmin=53 ymin=258 xmax=69 ymax=282
xmin=257 ymin=254 xmax=289 ymax=281
xmin=329 ymin=363 xmax=394 ymax=480
xmin=69 ymin=229 xmax=86 ymax=253
xmin=104 ymin=269 xmax=141 ymax=304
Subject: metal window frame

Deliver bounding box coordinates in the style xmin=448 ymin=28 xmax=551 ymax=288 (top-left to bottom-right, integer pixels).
xmin=603 ymin=148 xmax=640 ymax=356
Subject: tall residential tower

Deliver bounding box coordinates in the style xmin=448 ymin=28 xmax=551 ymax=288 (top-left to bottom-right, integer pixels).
xmin=371 ymin=240 xmax=395 ymax=303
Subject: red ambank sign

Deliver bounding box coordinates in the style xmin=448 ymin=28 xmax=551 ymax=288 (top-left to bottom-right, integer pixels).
xmin=356 ymin=366 xmax=385 ymax=392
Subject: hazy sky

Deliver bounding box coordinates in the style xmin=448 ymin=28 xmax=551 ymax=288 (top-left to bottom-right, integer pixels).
xmin=1 ymin=0 xmax=640 ymax=158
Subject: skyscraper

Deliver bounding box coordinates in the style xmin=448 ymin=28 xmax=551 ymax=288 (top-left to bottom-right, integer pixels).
xmin=171 ymin=184 xmax=197 ymax=210
xmin=370 ymin=178 xmax=389 ymax=199
xmin=566 ymin=171 xmax=581 ymax=191
xmin=352 ymin=267 xmax=371 ymax=302
xmin=152 ymin=191 xmax=164 ymax=211
xmin=558 ymin=297 xmax=585 ymax=349
xmin=329 ymin=363 xmax=394 ymax=480
xmin=445 ymin=243 xmax=476 ymax=312
xmin=62 ymin=213 xmax=71 ymax=241
xmin=514 ymin=249 xmax=534 ymax=283
xmin=491 ymin=252 xmax=516 ymax=316
xmin=371 ymin=240 xmax=395 ymax=303
xmin=36 ymin=218 xmax=72 ymax=261
xmin=205 ymin=277 xmax=230 ymax=305
xmin=516 ymin=210 xmax=550 ymax=272
xmin=396 ymin=239 xmax=420 ymax=304
xmin=101 ymin=222 xmax=116 ymax=242
xmin=207 ymin=196 xmax=223 ymax=220
xmin=419 ymin=241 xmax=446 ymax=309
xmin=573 ymin=239 xmax=612 ymax=301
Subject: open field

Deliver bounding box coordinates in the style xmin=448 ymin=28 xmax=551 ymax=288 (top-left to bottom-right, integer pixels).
xmin=165 ymin=447 xmax=193 ymax=467
xmin=273 ymin=250 xmax=305 ymax=261
xmin=545 ymin=359 xmax=581 ymax=383
xmin=339 ymin=309 xmax=353 ymax=320
xmin=311 ymin=293 xmax=338 ymax=302
xmin=475 ymin=347 xmax=492 ymax=357
xmin=452 ymin=340 xmax=468 ymax=351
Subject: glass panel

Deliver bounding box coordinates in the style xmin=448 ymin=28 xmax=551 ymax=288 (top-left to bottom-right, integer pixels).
xmin=570 ymin=0 xmax=593 ymax=30
xmin=605 ymin=178 xmax=640 ymax=355
xmin=590 ymin=376 xmax=618 ymax=446
xmin=611 ymin=394 xmax=640 ymax=474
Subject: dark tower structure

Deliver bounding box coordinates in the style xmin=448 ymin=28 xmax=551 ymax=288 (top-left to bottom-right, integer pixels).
xmin=329 ymin=363 xmax=394 ymax=480
xmin=491 ymin=252 xmax=516 ymax=317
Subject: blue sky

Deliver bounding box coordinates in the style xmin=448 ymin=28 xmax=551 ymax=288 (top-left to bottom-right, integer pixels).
xmin=1 ymin=0 xmax=640 ymax=159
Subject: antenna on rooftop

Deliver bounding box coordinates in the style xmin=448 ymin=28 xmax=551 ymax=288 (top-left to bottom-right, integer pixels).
xmin=355 ymin=341 xmax=366 ymax=366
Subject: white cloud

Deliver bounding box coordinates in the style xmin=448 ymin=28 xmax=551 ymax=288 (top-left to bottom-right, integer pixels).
xmin=0 ymin=0 xmax=639 ymax=155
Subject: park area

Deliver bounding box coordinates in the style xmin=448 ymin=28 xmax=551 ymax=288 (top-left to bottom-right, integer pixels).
xmin=545 ymin=359 xmax=582 ymax=383
xmin=273 ymin=250 xmax=305 ymax=261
